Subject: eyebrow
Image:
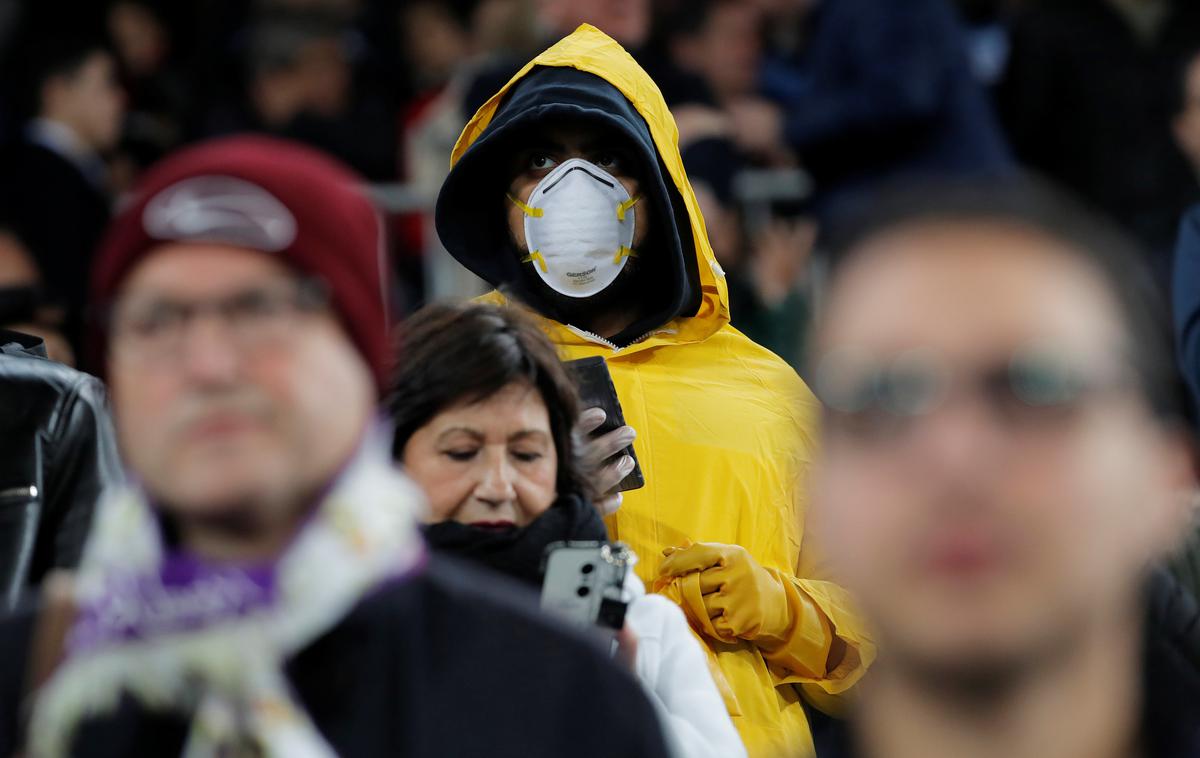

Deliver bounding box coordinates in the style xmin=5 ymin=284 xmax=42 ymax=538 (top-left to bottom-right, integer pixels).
xmin=436 ymin=427 xmax=484 ymax=444
xmin=508 ymin=429 xmax=551 ymax=444
xmin=118 ymin=277 xmax=301 ymax=305
xmin=435 ymin=427 xmax=550 ymax=444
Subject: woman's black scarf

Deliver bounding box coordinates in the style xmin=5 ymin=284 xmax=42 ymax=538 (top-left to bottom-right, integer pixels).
xmin=421 ymin=494 xmax=609 ymax=587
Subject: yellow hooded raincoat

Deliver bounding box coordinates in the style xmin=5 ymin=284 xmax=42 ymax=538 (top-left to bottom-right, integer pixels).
xmin=445 ymin=25 xmax=873 ymax=757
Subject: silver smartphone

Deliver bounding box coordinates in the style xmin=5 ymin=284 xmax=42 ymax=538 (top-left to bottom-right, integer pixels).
xmin=540 ymin=541 xmax=633 ymax=646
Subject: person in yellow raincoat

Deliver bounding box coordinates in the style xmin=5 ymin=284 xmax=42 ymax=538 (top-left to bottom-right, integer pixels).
xmin=434 ymin=24 xmax=874 ymax=757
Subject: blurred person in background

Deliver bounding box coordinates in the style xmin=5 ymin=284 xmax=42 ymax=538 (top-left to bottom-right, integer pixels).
xmin=654 ymin=0 xmax=763 ymax=110
xmin=682 ymin=137 xmax=813 ymax=369
xmin=203 ymin=11 xmax=398 ymax=181
xmin=1167 ymin=203 xmax=1200 ymax=599
xmin=435 ymin=25 xmax=871 ymax=757
xmin=1172 ymin=47 xmax=1200 ymax=188
xmin=533 ymin=0 xmax=650 ymax=51
xmin=459 ymin=0 xmax=651 ymax=117
xmin=0 ymin=32 xmax=124 ymax=358
xmin=400 ymin=0 xmax=479 ymax=198
xmin=0 ymin=136 xmax=671 ymax=758
xmin=390 ymin=301 xmax=748 ymax=758
xmin=0 ymin=325 xmax=121 ymax=614
xmin=105 ymin=0 xmax=191 ymax=193
xmin=398 ymin=0 xmax=536 ymax=301
xmin=735 ymin=0 xmax=1011 ymax=211
xmin=0 ymin=221 xmax=74 ymax=365
xmin=809 ymin=178 xmax=1200 ymax=758
xmin=642 ymin=1 xmax=780 ymax=166
xmin=399 ymin=0 xmax=540 ymax=197
xmin=1001 ymin=0 xmax=1200 ymax=287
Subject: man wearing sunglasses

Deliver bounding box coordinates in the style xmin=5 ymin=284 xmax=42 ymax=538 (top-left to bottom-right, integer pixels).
xmin=807 ymin=179 xmax=1200 ymax=757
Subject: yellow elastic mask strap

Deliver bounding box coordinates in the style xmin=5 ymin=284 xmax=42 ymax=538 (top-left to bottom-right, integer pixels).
xmin=506 ymin=193 xmax=543 ymax=218
xmin=616 ymin=195 xmax=641 ymax=222
xmin=522 ymin=250 xmax=548 ymax=273
xmin=613 ymin=246 xmax=637 ymax=265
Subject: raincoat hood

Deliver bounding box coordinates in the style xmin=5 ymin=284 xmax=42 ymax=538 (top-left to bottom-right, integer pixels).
xmin=436 ymin=24 xmax=728 ymax=350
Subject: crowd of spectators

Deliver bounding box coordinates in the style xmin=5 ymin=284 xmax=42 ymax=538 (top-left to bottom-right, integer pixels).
xmin=0 ymin=0 xmax=1192 ymax=373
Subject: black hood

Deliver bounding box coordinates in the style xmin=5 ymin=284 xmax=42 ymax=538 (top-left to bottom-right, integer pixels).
xmin=435 ymin=67 xmax=701 ymax=342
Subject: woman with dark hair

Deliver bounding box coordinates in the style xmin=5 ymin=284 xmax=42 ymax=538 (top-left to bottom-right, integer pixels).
xmin=389 ymin=302 xmax=746 ymax=758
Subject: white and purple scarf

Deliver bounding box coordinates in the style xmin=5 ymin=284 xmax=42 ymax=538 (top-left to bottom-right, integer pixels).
xmin=27 ymin=441 xmax=426 ymax=758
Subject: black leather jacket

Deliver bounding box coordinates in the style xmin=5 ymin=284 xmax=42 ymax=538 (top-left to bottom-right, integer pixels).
xmin=0 ymin=330 xmax=121 ymax=611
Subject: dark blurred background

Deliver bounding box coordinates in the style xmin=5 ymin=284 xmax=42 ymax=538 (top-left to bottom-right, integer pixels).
xmin=0 ymin=0 xmax=1198 ymax=371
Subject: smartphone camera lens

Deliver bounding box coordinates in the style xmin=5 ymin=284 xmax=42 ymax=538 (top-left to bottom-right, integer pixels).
xmin=576 ymin=586 xmax=591 ymax=597
xmin=581 ymin=563 xmax=595 ymax=574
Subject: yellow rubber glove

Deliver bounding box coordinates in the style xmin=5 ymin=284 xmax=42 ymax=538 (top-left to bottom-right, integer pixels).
xmin=659 ymin=542 xmax=838 ymax=678
xmin=659 ymin=542 xmax=787 ymax=641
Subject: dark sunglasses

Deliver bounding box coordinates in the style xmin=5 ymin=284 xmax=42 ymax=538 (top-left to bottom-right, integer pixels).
xmin=815 ymin=345 xmax=1136 ymax=442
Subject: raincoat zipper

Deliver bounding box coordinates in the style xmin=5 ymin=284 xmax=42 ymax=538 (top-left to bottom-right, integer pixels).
xmin=0 ymin=485 xmax=37 ymax=500
xmin=566 ymin=325 xmax=675 ymax=354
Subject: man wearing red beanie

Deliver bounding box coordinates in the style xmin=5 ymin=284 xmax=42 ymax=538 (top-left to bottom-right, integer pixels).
xmin=0 ymin=136 xmax=670 ymax=758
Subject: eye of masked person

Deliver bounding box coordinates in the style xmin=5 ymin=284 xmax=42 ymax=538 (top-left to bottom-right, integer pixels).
xmin=591 ymin=150 xmax=626 ymax=174
xmin=108 ymin=277 xmax=329 ymax=361
xmin=527 ymin=153 xmax=558 ymax=172
xmin=815 ymin=344 xmax=1137 ymax=444
xmin=517 ymin=147 xmax=632 ymax=180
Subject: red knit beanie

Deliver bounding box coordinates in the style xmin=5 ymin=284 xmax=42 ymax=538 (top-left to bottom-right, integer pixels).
xmin=89 ymin=135 xmax=390 ymax=388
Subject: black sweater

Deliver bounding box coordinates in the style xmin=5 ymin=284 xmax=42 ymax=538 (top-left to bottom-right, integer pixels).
xmin=0 ymin=556 xmax=671 ymax=757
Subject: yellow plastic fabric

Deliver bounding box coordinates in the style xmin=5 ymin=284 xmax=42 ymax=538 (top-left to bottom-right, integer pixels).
xmin=454 ymin=24 xmax=874 ymax=758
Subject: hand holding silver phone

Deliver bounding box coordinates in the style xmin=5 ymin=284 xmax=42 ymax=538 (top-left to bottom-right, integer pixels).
xmin=540 ymin=541 xmax=633 ymax=647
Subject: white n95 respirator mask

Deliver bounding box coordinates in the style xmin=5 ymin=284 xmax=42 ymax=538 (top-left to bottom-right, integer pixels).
xmin=509 ymin=158 xmax=641 ymax=298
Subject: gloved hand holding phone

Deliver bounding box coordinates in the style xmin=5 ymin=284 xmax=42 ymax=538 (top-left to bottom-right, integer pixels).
xmin=574 ymin=407 xmax=636 ymax=516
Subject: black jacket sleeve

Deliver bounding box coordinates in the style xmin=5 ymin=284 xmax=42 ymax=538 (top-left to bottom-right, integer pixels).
xmin=0 ymin=333 xmax=123 ymax=610
xmin=36 ymin=373 xmax=122 ymax=578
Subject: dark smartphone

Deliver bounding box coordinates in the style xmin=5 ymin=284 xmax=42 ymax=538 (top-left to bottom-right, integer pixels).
xmin=564 ymin=356 xmax=645 ymax=492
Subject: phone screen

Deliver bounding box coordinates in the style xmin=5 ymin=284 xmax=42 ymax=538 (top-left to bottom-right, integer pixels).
xmin=564 ymin=357 xmax=645 ymax=492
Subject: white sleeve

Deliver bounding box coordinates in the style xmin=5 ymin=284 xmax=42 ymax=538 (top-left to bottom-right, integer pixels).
xmin=627 ymin=594 xmax=749 ymax=758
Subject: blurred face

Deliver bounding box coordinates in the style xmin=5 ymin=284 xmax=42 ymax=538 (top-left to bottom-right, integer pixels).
xmin=812 ymin=222 xmax=1188 ymax=682
xmin=403 ymin=2 xmax=471 ymax=86
xmin=537 ymin=0 xmax=650 ymax=47
xmin=0 ymin=231 xmax=39 ymax=287
xmin=402 ymin=382 xmax=559 ymax=528
xmin=670 ymin=1 xmax=763 ymax=103
xmin=108 ymin=1 xmax=168 ymax=78
xmin=108 ymin=244 xmax=375 ymax=522
xmin=297 ymin=37 xmax=351 ymax=117
xmin=506 ymin=119 xmax=651 ymax=254
xmin=47 ymin=51 xmax=125 ymax=152
xmin=1173 ymin=55 xmax=1200 ymax=173
xmin=698 ymin=1 xmax=763 ymax=101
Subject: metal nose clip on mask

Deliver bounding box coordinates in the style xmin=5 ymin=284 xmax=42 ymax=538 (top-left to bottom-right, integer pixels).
xmin=509 ymin=158 xmax=641 ymax=298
